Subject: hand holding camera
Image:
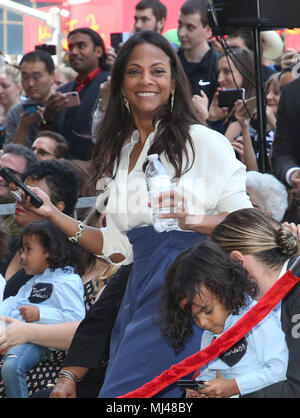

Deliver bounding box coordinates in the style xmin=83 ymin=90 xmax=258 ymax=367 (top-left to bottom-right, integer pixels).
xmin=0 ymin=167 xmax=43 ymax=208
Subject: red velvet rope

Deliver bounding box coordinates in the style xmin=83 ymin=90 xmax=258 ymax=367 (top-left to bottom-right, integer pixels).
xmin=119 ymin=270 xmax=299 ymax=398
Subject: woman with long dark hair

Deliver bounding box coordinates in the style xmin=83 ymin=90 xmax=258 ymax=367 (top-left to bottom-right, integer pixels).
xmin=17 ymin=31 xmax=251 ymax=398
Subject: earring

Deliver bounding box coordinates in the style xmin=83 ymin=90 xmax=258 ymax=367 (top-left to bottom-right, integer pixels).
xmin=170 ymin=90 xmax=175 ymax=112
xmin=123 ymin=96 xmax=131 ymax=113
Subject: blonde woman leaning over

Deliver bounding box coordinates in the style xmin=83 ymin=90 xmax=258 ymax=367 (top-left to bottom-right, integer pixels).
xmin=211 ymin=208 xmax=300 ymax=398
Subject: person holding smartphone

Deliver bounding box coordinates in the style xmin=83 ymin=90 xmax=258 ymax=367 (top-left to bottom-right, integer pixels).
xmin=207 ymin=47 xmax=256 ymax=137
xmin=41 ymin=28 xmax=110 ymax=161
xmin=205 ymin=47 xmax=262 ymax=171
xmin=4 ymin=50 xmax=55 ymax=148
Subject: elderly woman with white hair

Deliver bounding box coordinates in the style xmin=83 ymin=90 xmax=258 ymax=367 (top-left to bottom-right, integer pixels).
xmin=246 ymin=171 xmax=288 ymax=221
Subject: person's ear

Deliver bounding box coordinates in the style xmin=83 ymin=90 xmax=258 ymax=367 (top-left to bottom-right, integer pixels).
xmin=157 ymin=18 xmax=166 ymax=34
xmin=54 ymin=200 xmax=65 ymax=213
xmin=95 ymin=45 xmax=103 ymax=58
xmin=230 ymin=250 xmax=246 ymax=266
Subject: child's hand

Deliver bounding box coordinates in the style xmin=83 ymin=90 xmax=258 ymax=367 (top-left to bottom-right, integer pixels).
xmin=198 ymin=372 xmax=240 ymax=398
xmin=19 ymin=305 xmax=40 ymax=322
xmin=185 ymin=388 xmax=207 ymax=398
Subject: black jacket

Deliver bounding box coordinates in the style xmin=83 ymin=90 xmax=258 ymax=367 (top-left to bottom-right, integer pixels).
xmin=271 ymin=77 xmax=300 ymax=188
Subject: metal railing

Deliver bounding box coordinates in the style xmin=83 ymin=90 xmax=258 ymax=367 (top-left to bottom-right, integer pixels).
xmin=0 ymin=196 xmax=97 ymax=219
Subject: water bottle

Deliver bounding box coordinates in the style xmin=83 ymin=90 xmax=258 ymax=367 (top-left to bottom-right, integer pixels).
xmin=145 ymin=154 xmax=179 ymax=233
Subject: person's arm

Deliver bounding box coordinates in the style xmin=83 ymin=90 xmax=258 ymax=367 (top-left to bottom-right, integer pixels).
xmin=236 ymin=311 xmax=288 ymax=396
xmin=19 ymin=186 xmax=124 ymax=263
xmin=0 ymin=318 xmax=79 ymax=352
xmin=159 ymin=211 xmax=228 ymax=235
xmin=19 ymin=186 xmax=103 ymax=255
xmin=237 ymin=121 xmax=258 ymax=171
xmin=232 ymin=99 xmax=258 ymax=171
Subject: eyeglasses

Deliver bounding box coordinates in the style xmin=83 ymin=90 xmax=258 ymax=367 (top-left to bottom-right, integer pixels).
xmin=31 ymin=147 xmax=56 ymax=158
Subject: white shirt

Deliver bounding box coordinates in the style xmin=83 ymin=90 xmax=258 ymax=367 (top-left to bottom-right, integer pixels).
xmin=96 ymin=123 xmax=252 ymax=262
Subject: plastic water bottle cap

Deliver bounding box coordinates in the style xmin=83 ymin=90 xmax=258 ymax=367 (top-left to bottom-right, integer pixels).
xmin=148 ymin=154 xmax=159 ymax=161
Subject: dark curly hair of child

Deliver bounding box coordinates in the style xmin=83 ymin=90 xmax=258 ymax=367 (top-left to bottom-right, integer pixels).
xmin=18 ymin=220 xmax=86 ymax=276
xmin=159 ymin=240 xmax=258 ymax=352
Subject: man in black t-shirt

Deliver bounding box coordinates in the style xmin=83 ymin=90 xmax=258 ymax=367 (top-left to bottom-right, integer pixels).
xmin=177 ymin=0 xmax=219 ymax=104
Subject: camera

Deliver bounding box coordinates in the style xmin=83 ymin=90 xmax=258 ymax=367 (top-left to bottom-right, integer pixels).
xmin=218 ymin=88 xmax=245 ymax=108
xmin=0 ymin=167 xmax=43 ymax=208
xmin=110 ymin=33 xmax=131 ymax=53
xmin=35 ymin=44 xmax=57 ymax=56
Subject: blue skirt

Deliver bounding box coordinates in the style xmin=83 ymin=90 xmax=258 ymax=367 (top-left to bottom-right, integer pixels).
xmin=99 ymin=226 xmax=205 ymax=398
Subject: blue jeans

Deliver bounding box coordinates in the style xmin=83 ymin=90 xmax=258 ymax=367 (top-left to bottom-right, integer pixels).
xmin=1 ymin=343 xmax=51 ymax=398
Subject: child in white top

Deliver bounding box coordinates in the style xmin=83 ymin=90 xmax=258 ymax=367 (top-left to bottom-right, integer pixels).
xmin=160 ymin=240 xmax=288 ymax=398
xmin=0 ymin=220 xmax=86 ymax=398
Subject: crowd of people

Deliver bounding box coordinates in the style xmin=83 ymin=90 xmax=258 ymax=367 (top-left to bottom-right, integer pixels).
xmin=0 ymin=0 xmax=300 ymax=399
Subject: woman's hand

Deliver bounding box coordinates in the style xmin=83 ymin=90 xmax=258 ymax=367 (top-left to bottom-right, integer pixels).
xmin=18 ymin=111 xmax=41 ymax=129
xmin=14 ymin=185 xmax=56 ymax=220
xmin=192 ymin=91 xmax=209 ymax=123
xmin=230 ymin=135 xmax=244 ymax=162
xmin=149 ymin=188 xmax=190 ymax=230
xmin=281 ymin=48 xmax=298 ymax=70
xmin=99 ymin=76 xmax=111 ymax=110
xmin=43 ymin=92 xmax=69 ymax=122
xmin=234 ymin=99 xmax=251 ymax=127
xmin=0 ymin=317 xmax=30 ymax=354
xmin=266 ymin=105 xmax=277 ymax=132
xmin=106 ymin=48 xmax=117 ymax=67
xmin=50 ymin=378 xmax=77 ymax=398
xmin=151 ymin=189 xmax=228 ymax=235
xmin=208 ymin=88 xmax=228 ymax=122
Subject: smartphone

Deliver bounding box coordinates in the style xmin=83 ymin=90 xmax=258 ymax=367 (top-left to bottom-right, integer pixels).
xmin=218 ymin=88 xmax=245 ymax=108
xmin=63 ymin=91 xmax=80 ymax=108
xmin=245 ymin=96 xmax=257 ymax=114
xmin=177 ymin=379 xmax=206 ymax=390
xmin=22 ymin=103 xmax=37 ymax=114
xmin=110 ymin=32 xmax=131 ymax=53
xmin=0 ymin=167 xmax=43 ymax=208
